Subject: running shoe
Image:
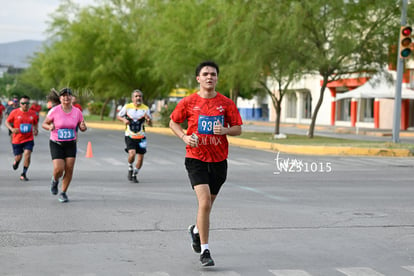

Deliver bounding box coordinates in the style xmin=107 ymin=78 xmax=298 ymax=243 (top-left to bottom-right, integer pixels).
xmin=58 ymin=192 xmax=69 ymax=203
xmin=12 ymin=161 xmax=19 ymax=170
xmin=20 ymin=173 xmax=28 ymax=181
xmin=51 ymin=179 xmax=59 ymax=195
xmin=131 ymin=174 xmax=139 ymax=183
xmin=200 ymin=249 xmax=215 ymax=267
xmin=188 ymin=224 xmax=201 ymax=253
xmin=128 ymin=170 xmax=133 ymax=181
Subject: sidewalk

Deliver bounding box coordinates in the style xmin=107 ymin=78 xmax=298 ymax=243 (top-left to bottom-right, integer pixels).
xmin=86 ymin=121 xmax=414 ymax=157
xmin=244 ymin=120 xmax=414 ymax=139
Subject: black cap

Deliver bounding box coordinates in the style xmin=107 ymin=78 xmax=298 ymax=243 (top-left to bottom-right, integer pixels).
xmin=59 ymin=88 xmax=72 ymax=96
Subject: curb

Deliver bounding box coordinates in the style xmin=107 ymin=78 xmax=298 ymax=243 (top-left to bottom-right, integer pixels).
xmin=227 ymin=137 xmax=413 ymax=157
xmin=87 ymin=122 xmax=413 ymax=157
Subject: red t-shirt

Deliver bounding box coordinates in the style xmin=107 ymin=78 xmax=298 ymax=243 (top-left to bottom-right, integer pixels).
xmin=29 ymin=103 xmax=42 ymax=120
xmin=170 ymin=92 xmax=242 ymax=162
xmin=29 ymin=104 xmax=42 ymax=113
xmin=73 ymin=103 xmax=83 ymax=112
xmin=6 ymin=108 xmax=38 ymax=144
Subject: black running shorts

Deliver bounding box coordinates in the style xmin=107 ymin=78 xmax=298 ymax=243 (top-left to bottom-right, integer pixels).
xmin=12 ymin=140 xmax=34 ymax=156
xmin=125 ymin=136 xmax=147 ymax=154
xmin=49 ymin=140 xmax=77 ymax=160
xmin=185 ymin=158 xmax=228 ymax=195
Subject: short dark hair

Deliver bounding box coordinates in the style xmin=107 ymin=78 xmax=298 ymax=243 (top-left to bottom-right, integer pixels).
xmin=20 ymin=95 xmax=30 ymax=101
xmin=195 ymin=61 xmax=219 ymax=77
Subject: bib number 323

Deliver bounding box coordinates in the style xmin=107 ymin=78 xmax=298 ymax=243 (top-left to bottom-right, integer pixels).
xmin=57 ymin=128 xmax=75 ymax=140
xmin=197 ymin=115 xmax=224 ymax=135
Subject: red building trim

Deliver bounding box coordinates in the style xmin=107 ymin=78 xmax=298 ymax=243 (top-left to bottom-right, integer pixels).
xmin=323 ymin=77 xmax=370 ymax=89
xmin=350 ymin=99 xmax=357 ymax=127
xmin=329 ymin=88 xmax=336 ymax=126
xmin=401 ymin=99 xmax=409 ymax=130
xmin=374 ymin=100 xmax=380 ymax=128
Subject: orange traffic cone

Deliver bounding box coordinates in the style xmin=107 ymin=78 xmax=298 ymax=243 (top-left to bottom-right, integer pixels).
xmin=85 ymin=141 xmax=93 ymax=158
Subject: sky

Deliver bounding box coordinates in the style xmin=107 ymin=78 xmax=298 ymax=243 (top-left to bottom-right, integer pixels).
xmin=0 ymin=0 xmax=96 ymax=44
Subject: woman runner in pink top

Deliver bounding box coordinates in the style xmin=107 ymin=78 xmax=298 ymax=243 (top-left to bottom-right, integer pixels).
xmin=42 ymin=88 xmax=87 ymax=203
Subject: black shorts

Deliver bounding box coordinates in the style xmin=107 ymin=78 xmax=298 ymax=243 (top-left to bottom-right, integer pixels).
xmin=125 ymin=136 xmax=147 ymax=154
xmin=49 ymin=140 xmax=77 ymax=160
xmin=185 ymin=158 xmax=228 ymax=195
xmin=12 ymin=140 xmax=34 ymax=156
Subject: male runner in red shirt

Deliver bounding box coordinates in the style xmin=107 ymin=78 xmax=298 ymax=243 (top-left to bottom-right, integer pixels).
xmin=29 ymin=100 xmax=42 ymax=120
xmin=5 ymin=95 xmax=39 ymax=181
xmin=170 ymin=61 xmax=243 ymax=267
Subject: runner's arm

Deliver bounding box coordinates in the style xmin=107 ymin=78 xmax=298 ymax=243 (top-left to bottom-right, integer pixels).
xmin=42 ymin=117 xmax=54 ymax=131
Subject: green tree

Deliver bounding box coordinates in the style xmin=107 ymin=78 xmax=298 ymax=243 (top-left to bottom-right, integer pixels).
xmin=220 ymin=1 xmax=307 ymax=135
xmin=24 ymin=0 xmax=165 ymax=119
xmin=292 ymin=0 xmax=401 ymax=138
xmin=145 ymin=0 xmax=260 ymax=102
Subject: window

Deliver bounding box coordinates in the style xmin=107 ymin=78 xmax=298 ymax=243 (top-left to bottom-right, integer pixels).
xmin=337 ymin=98 xmax=351 ymax=121
xmin=361 ymin=98 xmax=374 ymax=122
xmin=302 ymin=92 xmax=312 ymax=119
xmin=287 ymin=92 xmax=297 ymax=118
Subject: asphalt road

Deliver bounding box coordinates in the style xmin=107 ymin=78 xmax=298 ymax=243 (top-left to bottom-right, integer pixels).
xmin=1 ymin=125 xmax=414 ymax=276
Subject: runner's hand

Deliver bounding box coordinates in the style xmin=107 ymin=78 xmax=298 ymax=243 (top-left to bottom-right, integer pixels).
xmin=213 ymin=120 xmax=227 ymax=135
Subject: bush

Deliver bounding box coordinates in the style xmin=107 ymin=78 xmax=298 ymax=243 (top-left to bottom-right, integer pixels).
xmin=87 ymin=101 xmax=110 ymax=116
xmin=159 ymin=102 xmax=188 ymax=129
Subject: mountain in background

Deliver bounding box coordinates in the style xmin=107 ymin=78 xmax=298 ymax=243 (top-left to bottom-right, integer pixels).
xmin=0 ymin=40 xmax=44 ymax=68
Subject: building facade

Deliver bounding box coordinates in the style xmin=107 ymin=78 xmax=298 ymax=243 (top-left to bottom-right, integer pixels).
xmin=239 ymin=68 xmax=414 ymax=131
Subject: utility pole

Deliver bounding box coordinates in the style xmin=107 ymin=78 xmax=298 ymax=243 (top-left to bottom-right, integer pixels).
xmin=393 ymin=0 xmax=409 ymax=143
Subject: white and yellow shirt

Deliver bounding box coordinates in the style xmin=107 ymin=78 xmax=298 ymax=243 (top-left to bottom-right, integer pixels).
xmin=118 ymin=103 xmax=151 ymax=139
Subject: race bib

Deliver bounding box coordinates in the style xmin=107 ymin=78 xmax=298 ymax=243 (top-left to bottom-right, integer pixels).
xmin=20 ymin=124 xmax=32 ymax=134
xmin=129 ymin=119 xmax=144 ymax=133
xmin=197 ymin=115 xmax=224 ymax=135
xmin=57 ymin=128 xmax=75 ymax=140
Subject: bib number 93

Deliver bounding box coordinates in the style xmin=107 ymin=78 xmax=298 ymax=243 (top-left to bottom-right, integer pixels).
xmin=197 ymin=115 xmax=224 ymax=135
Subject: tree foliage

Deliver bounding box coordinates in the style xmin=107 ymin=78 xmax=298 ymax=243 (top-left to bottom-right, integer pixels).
xmin=291 ymin=0 xmax=401 ymax=137
xmin=15 ymin=0 xmax=408 ymax=133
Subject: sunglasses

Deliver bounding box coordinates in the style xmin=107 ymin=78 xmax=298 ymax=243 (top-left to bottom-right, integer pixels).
xmin=20 ymin=102 xmax=30 ymax=105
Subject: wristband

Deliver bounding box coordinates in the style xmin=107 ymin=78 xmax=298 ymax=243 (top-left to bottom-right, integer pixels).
xmin=181 ymin=133 xmax=186 ymax=139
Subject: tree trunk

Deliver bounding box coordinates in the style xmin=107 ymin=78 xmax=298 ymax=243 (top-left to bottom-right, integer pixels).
xmin=100 ymin=97 xmax=111 ymax=120
xmin=274 ymin=103 xmax=281 ymax=135
xmin=231 ymin=87 xmax=239 ymax=106
xmin=112 ymin=99 xmax=117 ymax=121
xmin=308 ymin=79 xmax=328 ymax=138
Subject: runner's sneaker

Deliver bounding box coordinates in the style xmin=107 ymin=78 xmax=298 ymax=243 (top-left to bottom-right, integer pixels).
xmin=188 ymin=224 xmax=201 ymax=253
xmin=58 ymin=192 xmax=69 ymax=203
xmin=131 ymin=174 xmax=139 ymax=183
xmin=128 ymin=170 xmax=133 ymax=181
xmin=20 ymin=173 xmax=28 ymax=181
xmin=51 ymin=179 xmax=59 ymax=195
xmin=200 ymin=249 xmax=215 ymax=267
